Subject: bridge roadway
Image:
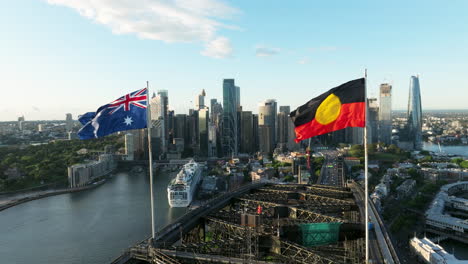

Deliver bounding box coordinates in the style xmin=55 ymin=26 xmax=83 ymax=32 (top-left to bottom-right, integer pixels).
xmin=354 ymin=182 xmax=401 ymax=264
xmin=153 ymin=181 xmax=268 ymax=245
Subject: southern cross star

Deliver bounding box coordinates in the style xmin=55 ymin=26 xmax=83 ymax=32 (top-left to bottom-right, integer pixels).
xmin=123 ymin=116 xmax=133 ymax=126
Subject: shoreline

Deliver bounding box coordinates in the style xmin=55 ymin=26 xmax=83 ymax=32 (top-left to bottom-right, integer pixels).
xmin=0 ymin=179 xmax=107 ymax=212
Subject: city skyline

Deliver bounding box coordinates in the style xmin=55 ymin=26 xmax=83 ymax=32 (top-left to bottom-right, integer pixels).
xmin=1 ymin=0 xmax=468 ymax=121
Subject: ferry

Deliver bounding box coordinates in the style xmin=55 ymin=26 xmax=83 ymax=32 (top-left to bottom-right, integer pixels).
xmin=167 ymin=160 xmax=202 ymax=207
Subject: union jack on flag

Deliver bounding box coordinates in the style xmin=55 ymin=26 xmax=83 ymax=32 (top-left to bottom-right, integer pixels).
xmin=108 ymin=88 xmax=147 ymax=114
xmin=78 ymin=88 xmax=148 ymax=140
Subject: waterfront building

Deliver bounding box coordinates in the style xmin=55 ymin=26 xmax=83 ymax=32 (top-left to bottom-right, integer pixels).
xmin=222 ymin=79 xmax=239 ymax=157
xmin=65 ymin=113 xmax=73 ymax=132
xmin=426 ymin=182 xmax=468 ymax=234
xmin=240 ymin=111 xmax=254 ymax=153
xmin=68 ymin=154 xmax=116 ymax=188
xmin=258 ymin=99 xmax=277 ymax=154
xmin=410 ymin=237 xmax=461 ymax=263
xmin=379 ymin=84 xmax=392 ymax=144
xmin=368 ymin=98 xmax=379 ymax=144
xmin=124 ymin=133 xmax=134 ymax=161
xmin=407 ymin=76 xmax=423 ymax=149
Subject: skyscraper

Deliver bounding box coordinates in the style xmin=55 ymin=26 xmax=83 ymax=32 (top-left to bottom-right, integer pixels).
xmin=253 ymin=114 xmax=259 ymax=152
xmin=210 ymin=99 xmax=222 ymax=124
xmin=379 ymin=83 xmax=392 ymax=144
xmin=368 ymin=98 xmax=379 ymax=144
xmin=18 ymin=115 xmax=24 ymax=131
xmin=195 ymin=89 xmax=206 ymax=110
xmin=258 ymin=99 xmax=277 ymax=154
xmin=65 ymin=113 xmax=73 ymax=132
xmin=277 ymin=106 xmax=290 ymax=146
xmin=150 ymin=91 xmax=168 ymax=157
xmin=287 ymin=117 xmax=299 ymax=151
xmin=210 ymin=98 xmax=223 ymax=157
xmin=222 ymin=79 xmax=239 ymax=157
xmin=174 ymin=114 xmax=188 ymax=145
xmin=240 ymin=111 xmax=254 ymax=153
xmin=198 ymin=108 xmax=209 ymax=157
xmin=407 ymin=76 xmax=423 ymax=150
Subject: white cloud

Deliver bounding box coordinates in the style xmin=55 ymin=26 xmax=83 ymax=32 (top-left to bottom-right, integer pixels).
xmin=298 ymin=58 xmax=309 ymax=64
xmin=201 ymin=37 xmax=232 ymax=58
xmin=255 ymin=45 xmax=280 ymax=57
xmin=46 ymin=0 xmax=239 ymax=58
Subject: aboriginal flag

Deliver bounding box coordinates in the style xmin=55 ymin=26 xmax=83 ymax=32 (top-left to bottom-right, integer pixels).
xmin=290 ymin=78 xmax=365 ymax=142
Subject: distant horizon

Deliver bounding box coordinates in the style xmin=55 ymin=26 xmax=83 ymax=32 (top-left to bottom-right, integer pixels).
xmin=1 ymin=108 xmax=466 ymax=123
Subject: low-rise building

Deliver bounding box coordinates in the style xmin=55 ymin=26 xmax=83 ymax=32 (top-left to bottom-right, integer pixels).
xmin=344 ymin=157 xmax=360 ymax=170
xmin=425 ymin=181 xmax=468 ymax=235
xmin=396 ymin=179 xmax=416 ymax=199
xmin=4 ymin=167 xmax=23 ymax=180
xmin=410 ymin=237 xmax=461 ymax=264
xmin=68 ymin=154 xmax=116 ymax=188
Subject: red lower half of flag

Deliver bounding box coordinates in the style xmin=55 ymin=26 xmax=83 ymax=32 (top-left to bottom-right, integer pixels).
xmin=294 ymin=102 xmax=365 ymax=142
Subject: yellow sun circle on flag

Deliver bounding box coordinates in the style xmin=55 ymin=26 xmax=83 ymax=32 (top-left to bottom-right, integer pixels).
xmin=316 ymin=93 xmax=342 ymax=125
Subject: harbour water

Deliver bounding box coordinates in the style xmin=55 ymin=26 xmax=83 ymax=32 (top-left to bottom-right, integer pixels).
xmin=0 ymin=170 xmax=187 ymax=264
xmin=422 ymin=142 xmax=468 ymax=157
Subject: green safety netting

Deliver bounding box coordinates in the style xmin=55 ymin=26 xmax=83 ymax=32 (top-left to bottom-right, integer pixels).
xmin=300 ymin=223 xmax=341 ymax=247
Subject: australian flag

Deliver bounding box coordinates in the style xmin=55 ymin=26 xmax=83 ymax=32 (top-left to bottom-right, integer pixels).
xmin=77 ymin=88 xmax=148 ymax=140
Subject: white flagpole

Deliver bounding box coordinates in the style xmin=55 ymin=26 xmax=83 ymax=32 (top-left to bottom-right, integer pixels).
xmin=364 ymin=69 xmax=369 ymax=263
xmin=146 ymin=81 xmax=156 ymax=240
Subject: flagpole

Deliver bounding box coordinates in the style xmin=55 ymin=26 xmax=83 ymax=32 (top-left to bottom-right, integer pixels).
xmin=146 ymin=81 xmax=156 ymax=241
xmin=364 ymin=69 xmax=369 ymax=263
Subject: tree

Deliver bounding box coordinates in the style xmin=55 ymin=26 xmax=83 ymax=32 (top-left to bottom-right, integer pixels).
xmin=284 ymin=175 xmax=295 ymax=182
xmin=420 ymin=155 xmax=433 ymax=163
xmin=349 ymin=145 xmax=364 ymax=158
xmin=368 ymin=143 xmax=378 ymax=155
xmin=460 ymin=161 xmax=468 ymax=169
xmin=387 ymin=144 xmax=399 ymax=154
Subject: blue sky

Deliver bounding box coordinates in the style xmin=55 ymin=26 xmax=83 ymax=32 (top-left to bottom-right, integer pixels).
xmin=1 ymin=0 xmax=467 ymax=121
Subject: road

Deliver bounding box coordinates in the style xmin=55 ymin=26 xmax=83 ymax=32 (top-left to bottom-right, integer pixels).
xmin=318 ymin=150 xmax=345 ymax=187
xmin=319 ymin=149 xmax=386 ymax=263
xmin=350 ymin=180 xmax=385 ymax=264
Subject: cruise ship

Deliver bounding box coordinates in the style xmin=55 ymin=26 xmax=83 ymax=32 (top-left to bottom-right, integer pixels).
xmin=167 ymin=160 xmax=202 ymax=207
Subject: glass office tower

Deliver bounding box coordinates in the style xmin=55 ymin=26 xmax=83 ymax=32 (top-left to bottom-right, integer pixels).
xmin=379 ymin=84 xmax=392 ymax=144
xmin=407 ymin=76 xmax=423 ymax=150
xmin=222 ymin=79 xmax=239 ymax=157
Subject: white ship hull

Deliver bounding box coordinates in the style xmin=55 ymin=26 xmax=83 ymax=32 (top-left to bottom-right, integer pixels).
xmin=167 ymin=160 xmax=202 ymax=208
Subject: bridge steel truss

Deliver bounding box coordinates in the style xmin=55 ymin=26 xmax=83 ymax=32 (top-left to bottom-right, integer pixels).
xmin=146 ymin=184 xmax=364 ymax=264
xmin=261 ymin=185 xmax=353 ymax=199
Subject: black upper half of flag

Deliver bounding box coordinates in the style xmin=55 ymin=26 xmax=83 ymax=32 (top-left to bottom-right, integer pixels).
xmin=290 ymin=78 xmax=365 ymax=127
